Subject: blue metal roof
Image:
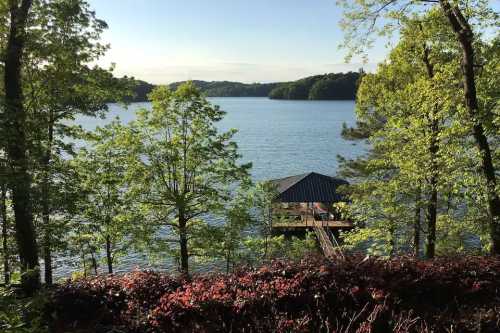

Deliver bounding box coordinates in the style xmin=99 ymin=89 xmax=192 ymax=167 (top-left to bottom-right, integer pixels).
xmin=270 ymin=172 xmax=348 ymax=203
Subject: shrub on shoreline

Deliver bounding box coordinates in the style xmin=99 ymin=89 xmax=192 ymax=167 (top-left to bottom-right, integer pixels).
xmin=47 ymin=255 xmax=500 ymax=332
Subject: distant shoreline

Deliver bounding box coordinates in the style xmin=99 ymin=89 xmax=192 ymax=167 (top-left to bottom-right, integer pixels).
xmin=125 ymin=72 xmax=361 ymax=103
xmin=118 ymin=96 xmax=356 ymax=103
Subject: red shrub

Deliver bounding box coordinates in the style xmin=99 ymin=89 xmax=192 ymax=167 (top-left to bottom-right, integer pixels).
xmin=49 ymin=270 xmax=181 ymax=332
xmin=49 ymin=256 xmax=500 ymax=333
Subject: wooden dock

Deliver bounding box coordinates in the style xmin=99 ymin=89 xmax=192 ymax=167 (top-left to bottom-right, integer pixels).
xmin=271 ymin=219 xmax=353 ymax=228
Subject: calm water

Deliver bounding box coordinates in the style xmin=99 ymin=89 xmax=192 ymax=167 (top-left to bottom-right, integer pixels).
xmin=77 ymin=97 xmax=365 ymax=181
xmin=55 ymin=98 xmax=366 ymax=278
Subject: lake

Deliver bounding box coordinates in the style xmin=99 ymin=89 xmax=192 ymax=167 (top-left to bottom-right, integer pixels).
xmin=55 ymin=97 xmax=366 ymax=278
xmin=76 ymin=97 xmax=365 ymax=181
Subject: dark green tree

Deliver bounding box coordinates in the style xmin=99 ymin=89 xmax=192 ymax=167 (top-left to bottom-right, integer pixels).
xmin=2 ymin=0 xmax=39 ymax=293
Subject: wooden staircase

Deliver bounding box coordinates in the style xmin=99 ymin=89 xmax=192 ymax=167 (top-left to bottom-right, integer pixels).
xmin=313 ymin=226 xmax=344 ymax=259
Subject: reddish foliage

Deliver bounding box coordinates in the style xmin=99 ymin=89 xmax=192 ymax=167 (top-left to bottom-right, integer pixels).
xmin=48 ymin=270 xmax=181 ymax=332
xmin=48 ymin=256 xmax=500 ymax=332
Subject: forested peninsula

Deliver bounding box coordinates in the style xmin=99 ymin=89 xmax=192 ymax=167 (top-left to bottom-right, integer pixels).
xmin=127 ymin=72 xmax=361 ymax=102
xmin=269 ymin=72 xmax=360 ymax=100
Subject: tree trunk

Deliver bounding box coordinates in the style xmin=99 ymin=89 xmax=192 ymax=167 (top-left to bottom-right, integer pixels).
xmin=81 ymin=252 xmax=87 ymax=278
xmin=4 ymin=0 xmax=39 ymax=294
xmin=92 ymin=256 xmax=98 ymax=276
xmin=86 ymin=242 xmax=98 ymax=276
xmin=178 ymin=212 xmax=189 ymax=275
xmin=1 ymin=185 xmax=10 ymax=284
xmin=414 ymin=188 xmax=421 ymax=257
xmin=105 ymin=234 xmax=113 ymax=274
xmin=422 ymin=40 xmax=438 ymax=259
xmin=42 ymin=118 xmax=54 ymax=285
xmin=42 ymin=218 xmax=52 ymax=284
xmin=426 ymin=179 xmax=438 ymax=259
xmin=440 ymin=0 xmax=500 ymax=254
xmin=263 ymin=207 xmax=272 ymax=259
xmin=426 ymin=119 xmax=439 ymax=259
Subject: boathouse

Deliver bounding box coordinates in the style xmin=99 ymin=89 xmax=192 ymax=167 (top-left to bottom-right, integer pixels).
xmin=268 ymin=172 xmax=352 ymax=257
xmin=269 ymin=172 xmax=352 ymax=228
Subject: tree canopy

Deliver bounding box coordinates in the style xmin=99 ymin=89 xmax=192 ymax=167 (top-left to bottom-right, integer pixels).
xmin=269 ymin=72 xmax=361 ymax=100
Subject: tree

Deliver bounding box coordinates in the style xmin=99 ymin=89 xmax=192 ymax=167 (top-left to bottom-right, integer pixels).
xmin=309 ymin=72 xmax=360 ymax=100
xmin=125 ymin=82 xmax=251 ymax=275
xmin=251 ymin=181 xmax=277 ymax=259
xmin=219 ymin=193 xmax=252 ymax=273
xmin=72 ymin=121 xmax=135 ymax=274
xmin=268 ymin=73 xmax=361 ymax=100
xmin=338 ymin=11 xmax=496 ymax=257
xmin=20 ymin=0 xmax=132 ymax=284
xmin=1 ymin=181 xmax=11 ymax=284
xmin=338 ymin=0 xmax=500 ymax=254
xmin=190 ymin=187 xmax=254 ymax=273
xmin=2 ymin=0 xmax=39 ymax=293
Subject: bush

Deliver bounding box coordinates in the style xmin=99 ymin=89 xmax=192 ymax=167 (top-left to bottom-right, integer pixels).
xmin=49 ymin=270 xmax=181 ymax=332
xmin=0 ymin=287 xmax=48 ymax=333
xmin=49 ymin=256 xmax=500 ymax=332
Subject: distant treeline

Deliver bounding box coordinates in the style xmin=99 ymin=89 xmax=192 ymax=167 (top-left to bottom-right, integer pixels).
xmin=170 ymin=80 xmax=279 ymax=97
xmin=125 ymin=72 xmax=361 ymax=102
xmin=268 ymin=72 xmax=361 ymax=100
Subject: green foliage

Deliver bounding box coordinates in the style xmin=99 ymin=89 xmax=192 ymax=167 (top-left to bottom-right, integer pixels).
xmin=132 ymin=74 xmax=361 ymax=101
xmin=336 ymin=0 xmax=499 ymax=61
xmin=338 ymin=9 xmax=499 ymax=256
xmin=130 ymin=80 xmax=279 ymax=102
xmin=240 ymin=233 xmax=318 ymax=265
xmin=269 ymin=72 xmax=361 ymax=100
xmin=0 ymin=287 xmax=48 ymax=333
xmin=122 ymin=82 xmax=251 ymax=274
xmin=190 ymin=187 xmax=255 ymax=272
xmin=170 ymin=80 xmax=279 ymax=98
xmin=308 ymin=72 xmax=361 ymax=100
xmin=71 ymin=120 xmax=138 ymax=273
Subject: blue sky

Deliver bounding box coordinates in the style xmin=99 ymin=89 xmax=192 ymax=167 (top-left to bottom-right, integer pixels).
xmin=88 ymin=0 xmax=390 ymax=84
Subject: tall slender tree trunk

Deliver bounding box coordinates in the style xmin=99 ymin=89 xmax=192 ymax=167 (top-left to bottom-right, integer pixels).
xmin=81 ymin=252 xmax=87 ymax=278
xmin=91 ymin=255 xmax=98 ymax=276
xmin=42 ymin=214 xmax=52 ymax=284
xmin=42 ymin=118 xmax=54 ymax=285
xmin=1 ymin=185 xmax=10 ymax=284
xmin=4 ymin=0 xmax=39 ymax=294
xmin=440 ymin=0 xmax=500 ymax=254
xmin=414 ymin=188 xmax=421 ymax=257
xmin=263 ymin=207 xmax=272 ymax=259
xmin=422 ymin=41 xmax=438 ymax=259
xmin=425 ymin=118 xmax=439 ymax=259
xmin=426 ymin=115 xmax=439 ymax=259
xmin=104 ymin=180 xmax=113 ymax=274
xmin=85 ymin=242 xmax=98 ymax=276
xmin=426 ymin=176 xmax=438 ymax=259
xmin=105 ymin=234 xmax=113 ymax=274
xmin=178 ymin=211 xmax=189 ymax=275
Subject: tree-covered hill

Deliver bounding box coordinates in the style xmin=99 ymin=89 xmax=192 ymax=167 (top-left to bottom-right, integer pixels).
xmin=125 ymin=73 xmax=361 ymax=102
xmin=126 ymin=80 xmax=278 ymax=101
xmin=269 ymin=72 xmax=361 ymax=100
xmin=128 ymin=79 xmax=155 ymax=102
xmin=169 ymin=80 xmax=279 ymax=97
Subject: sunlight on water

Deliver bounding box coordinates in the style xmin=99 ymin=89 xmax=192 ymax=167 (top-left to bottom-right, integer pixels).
xmin=55 ymin=97 xmax=366 ymax=279
xmin=76 ymin=97 xmax=366 ymax=180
